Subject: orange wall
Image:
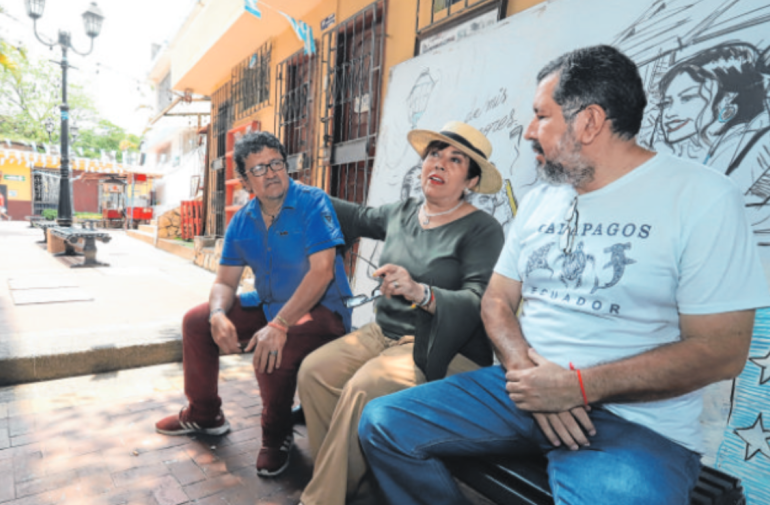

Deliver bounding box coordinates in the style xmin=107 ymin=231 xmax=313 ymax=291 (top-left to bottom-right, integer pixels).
xmin=195 ymin=0 xmax=550 ymax=133
xmin=222 ymin=0 xmax=548 ymax=133
xmin=226 ymin=0 xmax=422 ymax=134
xmin=507 ymin=0 xmax=547 ymax=15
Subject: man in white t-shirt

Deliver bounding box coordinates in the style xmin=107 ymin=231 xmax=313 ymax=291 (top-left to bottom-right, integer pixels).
xmin=358 ymin=45 xmax=770 ymax=505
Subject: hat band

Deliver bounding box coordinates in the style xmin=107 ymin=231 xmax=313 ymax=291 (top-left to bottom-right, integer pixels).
xmin=440 ymin=131 xmax=488 ymax=160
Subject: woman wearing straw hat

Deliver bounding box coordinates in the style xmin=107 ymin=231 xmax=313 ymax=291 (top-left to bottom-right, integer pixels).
xmin=297 ymin=121 xmax=505 ymax=505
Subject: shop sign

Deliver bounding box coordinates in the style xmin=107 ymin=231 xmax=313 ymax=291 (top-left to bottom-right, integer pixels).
xmin=419 ymin=8 xmax=499 ymax=54
xmin=321 ymin=13 xmax=335 ymax=31
xmin=4 ymin=175 xmax=25 ymax=181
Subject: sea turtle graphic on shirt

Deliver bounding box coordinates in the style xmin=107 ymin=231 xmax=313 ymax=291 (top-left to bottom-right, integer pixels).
xmin=554 ymin=242 xmax=595 ymax=288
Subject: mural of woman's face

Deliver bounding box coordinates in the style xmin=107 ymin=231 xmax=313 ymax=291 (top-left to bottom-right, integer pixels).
xmin=660 ymin=72 xmax=716 ymax=143
xmin=400 ymin=166 xmax=425 ymax=203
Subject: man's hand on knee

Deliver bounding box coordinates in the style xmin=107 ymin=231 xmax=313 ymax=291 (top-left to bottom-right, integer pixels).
xmin=505 ymin=349 xmax=584 ymax=412
xmin=248 ymin=324 xmax=287 ymax=374
xmin=533 ymin=408 xmax=595 ymax=451
xmin=211 ymin=313 xmax=242 ymax=355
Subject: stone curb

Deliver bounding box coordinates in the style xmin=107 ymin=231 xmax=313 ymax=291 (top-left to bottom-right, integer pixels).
xmin=0 ymin=337 xmax=183 ymax=386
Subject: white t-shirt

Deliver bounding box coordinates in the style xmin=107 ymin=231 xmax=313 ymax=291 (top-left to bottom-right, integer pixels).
xmin=495 ymin=153 xmax=770 ymax=453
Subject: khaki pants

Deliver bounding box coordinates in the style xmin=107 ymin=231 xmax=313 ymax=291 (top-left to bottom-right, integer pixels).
xmin=297 ymin=322 xmax=479 ymax=505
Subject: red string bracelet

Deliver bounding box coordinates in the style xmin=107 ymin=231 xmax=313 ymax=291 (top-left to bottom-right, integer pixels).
xmin=569 ymin=362 xmax=589 ymax=406
xmin=268 ymin=321 xmax=288 ymax=333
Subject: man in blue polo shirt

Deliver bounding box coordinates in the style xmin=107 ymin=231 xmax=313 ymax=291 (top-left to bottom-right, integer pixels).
xmin=156 ymin=131 xmax=352 ymax=478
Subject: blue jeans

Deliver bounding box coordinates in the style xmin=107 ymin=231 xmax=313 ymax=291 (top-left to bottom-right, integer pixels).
xmin=359 ymin=366 xmax=702 ymax=505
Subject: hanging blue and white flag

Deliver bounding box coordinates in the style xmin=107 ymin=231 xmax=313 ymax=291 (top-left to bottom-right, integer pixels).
xmin=280 ymin=12 xmax=316 ymax=55
xmin=245 ymin=0 xmax=261 ymax=18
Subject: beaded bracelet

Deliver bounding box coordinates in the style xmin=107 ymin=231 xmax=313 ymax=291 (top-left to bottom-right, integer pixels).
xmin=268 ymin=321 xmax=288 ymax=333
xmin=569 ymin=362 xmax=589 ymax=406
xmin=410 ymin=284 xmax=432 ymax=310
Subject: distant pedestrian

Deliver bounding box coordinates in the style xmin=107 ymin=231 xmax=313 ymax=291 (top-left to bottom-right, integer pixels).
xmin=0 ymin=193 xmax=10 ymax=220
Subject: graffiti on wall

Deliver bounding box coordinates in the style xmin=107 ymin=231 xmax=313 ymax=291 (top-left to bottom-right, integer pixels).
xmin=612 ymin=5 xmax=770 ymax=498
xmin=354 ymin=0 xmax=770 ymax=501
xmin=614 ymin=0 xmax=770 ymax=243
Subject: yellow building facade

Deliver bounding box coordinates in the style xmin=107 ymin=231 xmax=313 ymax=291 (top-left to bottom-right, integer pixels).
xmin=0 ymin=148 xmax=157 ymax=220
xmin=161 ymin=0 xmax=545 ymax=235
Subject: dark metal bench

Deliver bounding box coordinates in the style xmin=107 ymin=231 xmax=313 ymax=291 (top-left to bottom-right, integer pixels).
xmin=48 ymin=226 xmax=112 ymax=268
xmin=446 ymin=454 xmax=745 ymax=505
xmin=26 ymin=215 xmax=44 ymax=228
xmin=32 ymin=221 xmax=59 ymax=243
xmin=77 ymin=218 xmax=102 ymax=230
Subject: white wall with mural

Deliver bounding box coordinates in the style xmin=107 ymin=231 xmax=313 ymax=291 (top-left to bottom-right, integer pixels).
xmin=349 ymin=0 xmax=770 ymax=502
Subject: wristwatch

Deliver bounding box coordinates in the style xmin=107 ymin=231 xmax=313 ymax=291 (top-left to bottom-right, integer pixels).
xmin=209 ymin=307 xmax=225 ymax=322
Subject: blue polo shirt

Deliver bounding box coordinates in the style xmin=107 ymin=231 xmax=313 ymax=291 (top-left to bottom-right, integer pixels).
xmin=220 ymin=180 xmax=352 ymax=332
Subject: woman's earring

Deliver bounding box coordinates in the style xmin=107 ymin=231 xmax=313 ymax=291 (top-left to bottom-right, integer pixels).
xmin=718 ymin=105 xmax=737 ymax=123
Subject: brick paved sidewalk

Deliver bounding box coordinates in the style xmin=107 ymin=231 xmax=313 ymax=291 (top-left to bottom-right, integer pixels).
xmin=0 ymin=356 xmax=311 ymax=505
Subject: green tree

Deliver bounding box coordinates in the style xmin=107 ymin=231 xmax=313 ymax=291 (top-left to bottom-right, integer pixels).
xmin=0 ymin=54 xmax=141 ymax=163
xmin=0 ymin=55 xmax=96 ymax=145
xmin=0 ymin=5 xmax=25 ymax=75
xmin=73 ymin=119 xmax=141 ymax=163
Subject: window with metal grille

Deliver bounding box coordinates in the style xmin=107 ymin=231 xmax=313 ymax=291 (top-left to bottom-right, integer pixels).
xmin=212 ymin=168 xmax=226 ymax=237
xmin=211 ymin=82 xmax=232 ymax=159
xmin=233 ymin=41 xmax=271 ymax=120
xmin=318 ymin=0 xmax=387 ymax=279
xmin=416 ymin=0 xmax=505 ymax=54
xmin=276 ymin=49 xmax=315 ymax=185
xmin=32 ymin=169 xmax=60 ymax=216
xmin=208 ymin=82 xmax=232 ymax=237
xmin=318 ymin=0 xmax=386 ymax=206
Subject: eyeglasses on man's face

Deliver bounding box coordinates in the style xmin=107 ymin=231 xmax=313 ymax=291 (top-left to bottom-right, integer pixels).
xmin=248 ymin=159 xmax=287 ymax=177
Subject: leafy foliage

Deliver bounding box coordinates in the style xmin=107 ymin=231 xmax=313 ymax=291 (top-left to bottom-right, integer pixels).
xmin=72 ymin=119 xmax=142 ymax=163
xmin=0 ymin=2 xmax=26 ymax=76
xmin=0 ymin=40 xmax=25 ymax=76
xmin=0 ymin=53 xmax=141 ymax=163
xmin=0 ymin=55 xmax=96 ymax=144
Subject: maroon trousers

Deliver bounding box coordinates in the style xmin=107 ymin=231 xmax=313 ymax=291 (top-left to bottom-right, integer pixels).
xmin=182 ymin=299 xmax=345 ymax=446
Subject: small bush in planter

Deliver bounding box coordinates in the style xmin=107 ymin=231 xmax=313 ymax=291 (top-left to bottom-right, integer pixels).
xmin=42 ymin=209 xmax=58 ymax=221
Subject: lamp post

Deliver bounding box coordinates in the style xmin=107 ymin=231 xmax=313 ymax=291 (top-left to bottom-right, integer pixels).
xmin=25 ymin=0 xmax=104 ymax=227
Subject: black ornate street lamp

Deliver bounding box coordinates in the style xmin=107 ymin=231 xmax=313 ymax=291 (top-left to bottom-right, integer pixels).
xmin=25 ymin=0 xmax=104 ymax=227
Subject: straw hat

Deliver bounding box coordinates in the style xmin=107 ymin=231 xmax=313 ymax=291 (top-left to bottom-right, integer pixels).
xmin=407 ymin=121 xmax=502 ymax=194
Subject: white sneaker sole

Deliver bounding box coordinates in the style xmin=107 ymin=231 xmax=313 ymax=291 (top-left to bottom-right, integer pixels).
xmin=256 ymin=452 xmax=292 ymax=477
xmin=156 ymin=419 xmax=231 ymax=437
xmin=256 ymin=436 xmax=294 ymax=477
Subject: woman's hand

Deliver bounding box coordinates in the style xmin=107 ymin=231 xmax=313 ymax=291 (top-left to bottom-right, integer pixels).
xmin=373 ymin=264 xmax=423 ymax=303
